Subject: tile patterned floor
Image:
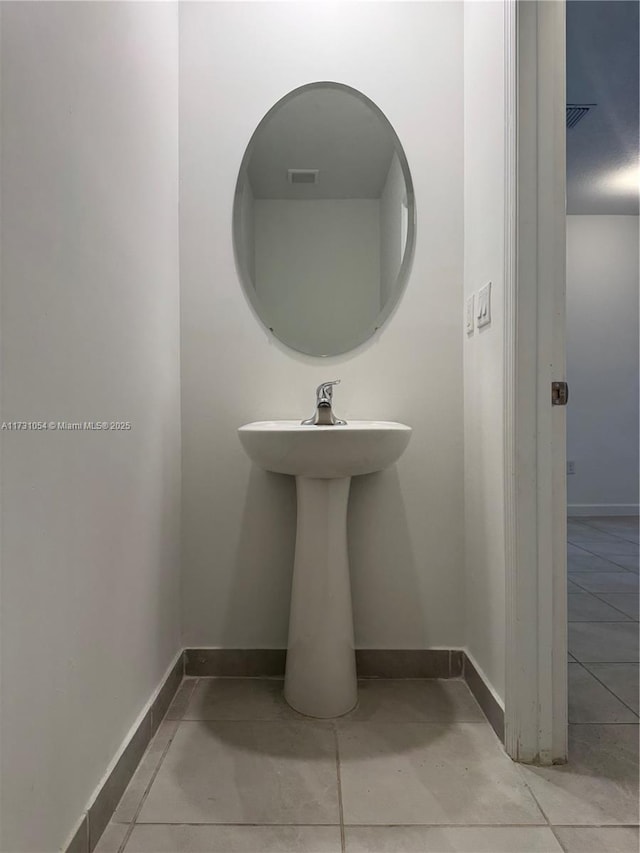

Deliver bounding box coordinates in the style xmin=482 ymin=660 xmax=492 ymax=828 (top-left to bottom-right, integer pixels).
xmin=567 ymin=517 xmax=639 ymax=732
xmin=96 ymin=517 xmax=639 ymax=853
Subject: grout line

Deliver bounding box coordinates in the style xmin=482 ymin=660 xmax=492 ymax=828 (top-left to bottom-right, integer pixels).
xmin=165 ymin=676 xmax=472 ymax=684
xmin=577 ymin=519 xmax=640 ymax=547
xmin=571 ymin=516 xmax=639 ymax=538
xmin=108 ymin=820 xmax=596 ymax=828
xmin=550 ymin=823 xmax=640 ymax=827
xmin=160 ymin=718 xmax=493 ymax=726
xmin=513 ymin=762 xmax=559 ymax=843
xmin=575 ymin=661 xmax=640 ymax=719
xmin=587 ymin=590 xmax=639 ymax=621
xmin=568 ymin=531 xmax=639 ymax=558
xmin=549 ymin=823 xmax=570 ymax=853
xmin=139 ymin=820 xmax=631 ymax=826
xmin=568 ymin=574 xmax=638 ymax=592
xmin=332 ymin=723 xmax=346 ymax=853
xmin=568 ymin=543 xmax=639 ymax=571
xmin=606 ymin=557 xmax=640 ymax=572
xmin=568 ymin=618 xmax=635 ymax=623
xmin=567 ymin=585 xmax=631 ymax=608
xmin=184 ymin=675 xmax=287 ymax=681
xmin=568 ymin=557 xmax=639 ymax=576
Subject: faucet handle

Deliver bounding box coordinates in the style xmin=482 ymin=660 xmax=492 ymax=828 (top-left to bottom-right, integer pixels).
xmin=302 ymin=380 xmax=346 ymax=426
xmin=316 ymin=380 xmax=340 ymax=406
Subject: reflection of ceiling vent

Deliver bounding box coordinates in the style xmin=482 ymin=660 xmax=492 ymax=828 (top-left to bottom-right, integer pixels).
xmin=287 ymin=169 xmax=319 ymax=184
xmin=566 ymin=104 xmax=596 ymax=129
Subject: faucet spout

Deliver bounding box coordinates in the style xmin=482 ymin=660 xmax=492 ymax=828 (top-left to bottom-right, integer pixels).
xmin=301 ymin=381 xmax=347 ymax=426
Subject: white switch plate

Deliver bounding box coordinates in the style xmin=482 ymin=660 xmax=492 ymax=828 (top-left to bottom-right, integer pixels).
xmin=465 ymin=294 xmax=475 ymax=335
xmin=477 ymin=281 xmax=492 ymax=328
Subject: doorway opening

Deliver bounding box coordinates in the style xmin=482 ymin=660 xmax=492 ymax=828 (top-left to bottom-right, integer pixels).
xmin=565 ymin=0 xmax=639 ymax=730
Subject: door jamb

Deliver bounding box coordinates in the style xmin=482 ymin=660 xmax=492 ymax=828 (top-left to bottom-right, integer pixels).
xmin=503 ymin=0 xmax=568 ymax=765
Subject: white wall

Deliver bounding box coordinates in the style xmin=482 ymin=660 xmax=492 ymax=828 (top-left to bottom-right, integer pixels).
xmin=254 ymin=198 xmax=380 ymax=354
xmin=566 ymin=215 xmax=639 ymax=514
xmin=180 ymin=2 xmax=464 ymax=650
xmin=0 ymin=4 xmax=181 ymax=851
xmin=463 ymin=0 xmax=507 ymax=702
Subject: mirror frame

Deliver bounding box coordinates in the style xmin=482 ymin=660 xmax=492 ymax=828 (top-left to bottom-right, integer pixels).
xmin=233 ymin=81 xmax=416 ymax=357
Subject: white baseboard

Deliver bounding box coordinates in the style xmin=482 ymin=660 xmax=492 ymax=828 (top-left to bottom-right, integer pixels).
xmin=568 ymin=504 xmax=639 ymax=518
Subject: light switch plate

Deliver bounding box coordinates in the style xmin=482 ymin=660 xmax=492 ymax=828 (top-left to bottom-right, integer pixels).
xmin=465 ymin=294 xmax=475 ymax=335
xmin=477 ymin=281 xmax=492 ymax=328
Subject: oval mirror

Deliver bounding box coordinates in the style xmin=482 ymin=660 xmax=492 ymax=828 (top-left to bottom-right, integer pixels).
xmin=233 ymin=82 xmax=416 ymax=357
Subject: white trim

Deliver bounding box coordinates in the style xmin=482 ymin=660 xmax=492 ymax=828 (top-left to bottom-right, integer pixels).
xmin=503 ymin=0 xmax=521 ymax=757
xmin=568 ymin=504 xmax=639 ymax=518
xmin=540 ymin=0 xmax=568 ymax=765
xmin=504 ymin=0 xmax=568 ymax=765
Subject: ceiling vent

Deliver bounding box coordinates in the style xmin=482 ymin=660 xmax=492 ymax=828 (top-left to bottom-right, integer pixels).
xmin=287 ymin=169 xmax=319 ymax=184
xmin=566 ymin=104 xmax=596 ymax=129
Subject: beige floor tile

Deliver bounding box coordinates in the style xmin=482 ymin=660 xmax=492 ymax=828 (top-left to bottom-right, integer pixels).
xmin=338 ymin=722 xmax=544 ymax=826
xmin=568 ymin=664 xmax=637 ymax=723
xmin=568 ymin=622 xmax=639 ymax=662
xmin=553 ymin=826 xmax=639 ymax=852
xmin=569 ymin=572 xmax=639 ymax=594
xmin=113 ymin=720 xmax=178 ymax=823
xmin=568 ymin=593 xmax=631 ymax=622
xmin=584 ymin=663 xmax=640 ymax=714
xmin=340 ymin=679 xmax=484 ymax=723
xmin=124 ymin=824 xmax=342 ymax=852
xmin=137 ymin=720 xmax=339 ymax=824
xmin=518 ymin=724 xmax=639 ymax=825
xmin=183 ymin=677 xmax=300 ymax=720
xmin=595 ymin=593 xmax=639 ymax=620
xmin=94 ymin=822 xmax=129 ymax=853
xmin=345 ymin=826 xmax=562 ymax=852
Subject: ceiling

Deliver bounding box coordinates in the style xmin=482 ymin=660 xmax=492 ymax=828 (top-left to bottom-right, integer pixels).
xmin=567 ymin=0 xmax=639 ymax=214
xmin=247 ymin=87 xmax=395 ymax=200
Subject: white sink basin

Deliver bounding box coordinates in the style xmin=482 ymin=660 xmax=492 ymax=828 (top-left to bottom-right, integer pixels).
xmin=237 ymin=418 xmax=412 ymax=718
xmin=238 ymin=420 xmax=411 ymax=479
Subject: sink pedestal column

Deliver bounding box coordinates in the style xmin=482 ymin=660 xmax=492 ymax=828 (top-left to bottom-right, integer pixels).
xmin=284 ymin=476 xmax=357 ymax=718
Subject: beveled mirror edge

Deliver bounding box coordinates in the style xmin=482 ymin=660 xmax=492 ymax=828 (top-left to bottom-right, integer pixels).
xmin=232 ymin=80 xmax=417 ymax=358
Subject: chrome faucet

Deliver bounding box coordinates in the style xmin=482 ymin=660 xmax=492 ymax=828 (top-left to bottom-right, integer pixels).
xmin=301 ymin=380 xmax=347 ymax=426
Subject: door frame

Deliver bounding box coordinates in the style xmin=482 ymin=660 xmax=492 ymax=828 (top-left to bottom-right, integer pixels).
xmin=503 ymin=0 xmax=568 ymax=765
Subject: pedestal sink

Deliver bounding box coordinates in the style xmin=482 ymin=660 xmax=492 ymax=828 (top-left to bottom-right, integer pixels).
xmin=238 ymin=420 xmax=411 ymax=717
